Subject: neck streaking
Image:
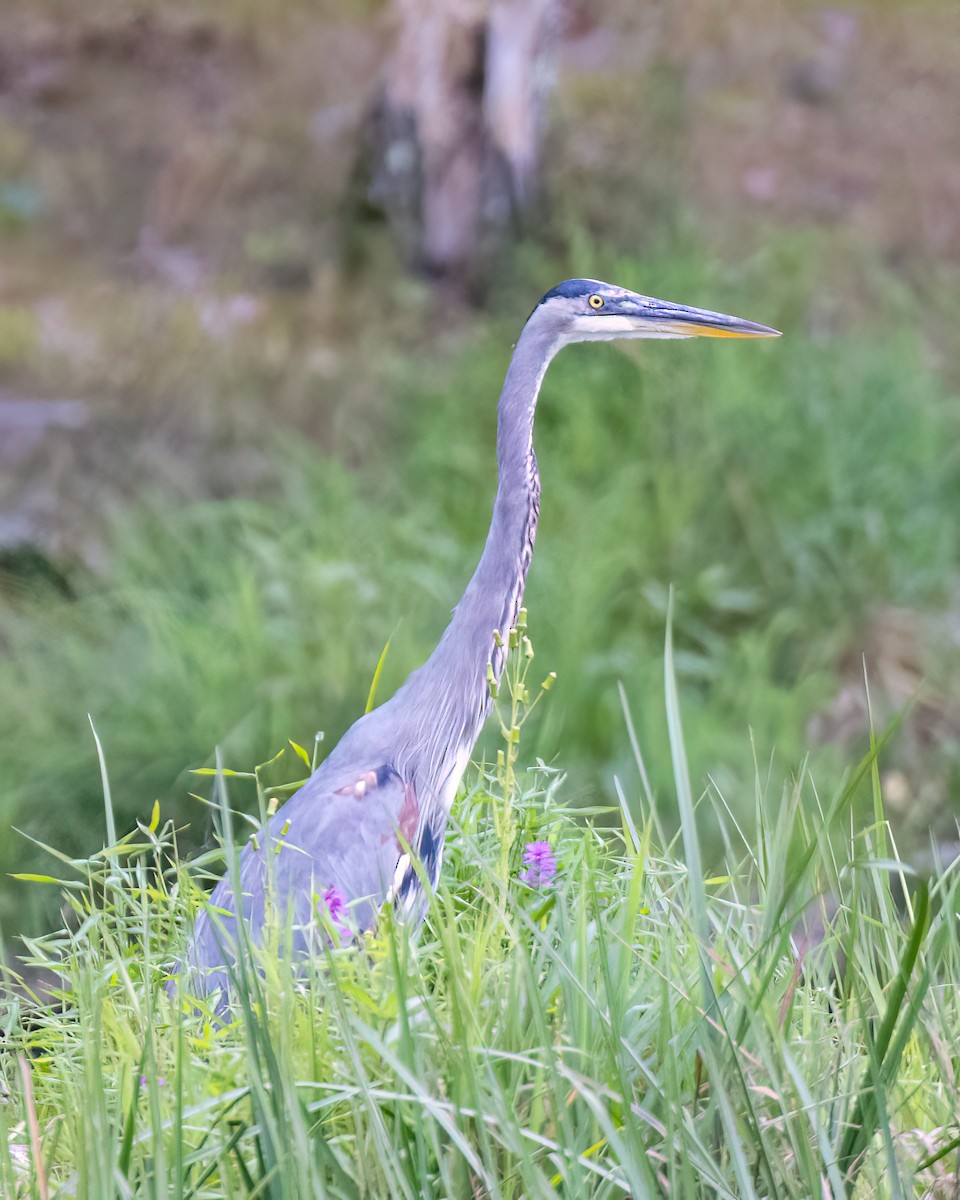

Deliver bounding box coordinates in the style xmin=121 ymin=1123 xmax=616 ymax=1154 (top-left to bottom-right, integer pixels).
xmin=395 ymin=317 xmax=560 ymax=787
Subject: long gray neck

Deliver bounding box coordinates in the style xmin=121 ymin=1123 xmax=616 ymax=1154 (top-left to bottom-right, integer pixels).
xmin=392 ymin=318 xmax=560 ymax=780
xmin=465 ymin=320 xmax=559 ymax=639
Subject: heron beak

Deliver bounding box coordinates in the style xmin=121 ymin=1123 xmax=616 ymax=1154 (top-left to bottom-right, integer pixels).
xmin=636 ymin=298 xmax=781 ymax=339
xmin=571 ymin=298 xmax=781 ymax=342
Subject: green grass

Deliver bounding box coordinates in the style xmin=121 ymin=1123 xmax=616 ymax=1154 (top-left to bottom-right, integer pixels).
xmin=0 ymin=638 xmax=957 ymax=1197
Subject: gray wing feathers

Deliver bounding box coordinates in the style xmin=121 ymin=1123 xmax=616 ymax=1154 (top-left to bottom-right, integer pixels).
xmin=184 ymin=763 xmax=417 ymax=992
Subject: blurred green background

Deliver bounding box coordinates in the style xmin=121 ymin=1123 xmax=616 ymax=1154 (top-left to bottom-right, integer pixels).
xmin=0 ymin=0 xmax=958 ymax=935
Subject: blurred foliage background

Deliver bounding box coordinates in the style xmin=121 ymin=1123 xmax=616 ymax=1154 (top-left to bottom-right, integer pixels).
xmin=0 ymin=0 xmax=959 ymax=935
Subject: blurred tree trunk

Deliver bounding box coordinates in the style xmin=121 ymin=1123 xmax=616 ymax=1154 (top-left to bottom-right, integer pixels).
xmin=363 ymin=0 xmax=561 ymax=282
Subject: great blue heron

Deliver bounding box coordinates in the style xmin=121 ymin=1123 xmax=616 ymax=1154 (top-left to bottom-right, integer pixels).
xmin=182 ymin=278 xmax=778 ymax=1001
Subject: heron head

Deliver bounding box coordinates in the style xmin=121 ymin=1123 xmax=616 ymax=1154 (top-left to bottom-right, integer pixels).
xmin=532 ymin=278 xmax=781 ymax=344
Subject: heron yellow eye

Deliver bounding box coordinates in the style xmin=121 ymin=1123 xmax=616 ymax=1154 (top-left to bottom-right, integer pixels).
xmin=588 ymin=294 xmax=604 ymax=309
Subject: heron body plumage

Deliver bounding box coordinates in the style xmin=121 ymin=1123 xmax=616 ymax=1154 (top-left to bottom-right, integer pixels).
xmin=180 ymin=279 xmax=778 ymax=1003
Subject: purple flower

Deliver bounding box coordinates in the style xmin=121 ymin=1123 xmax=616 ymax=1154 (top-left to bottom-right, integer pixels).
xmin=519 ymin=841 xmax=557 ymax=889
xmin=321 ymin=885 xmax=352 ymax=940
xmin=140 ymin=1075 xmax=166 ymax=1089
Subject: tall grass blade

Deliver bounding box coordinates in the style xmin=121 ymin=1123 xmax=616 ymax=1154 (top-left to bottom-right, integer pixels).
xmin=838 ymin=878 xmax=932 ymax=1186
xmin=664 ymin=590 xmax=713 ymax=1008
xmin=88 ymin=713 xmax=118 ymax=851
xmin=365 ymin=634 xmax=394 ymax=713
